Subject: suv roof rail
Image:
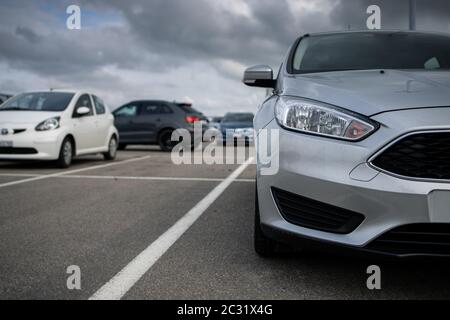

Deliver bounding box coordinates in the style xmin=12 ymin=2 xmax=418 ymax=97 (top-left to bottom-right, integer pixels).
xmin=174 ymin=101 xmax=192 ymax=107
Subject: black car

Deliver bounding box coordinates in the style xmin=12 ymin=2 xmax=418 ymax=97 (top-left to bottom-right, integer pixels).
xmin=113 ymin=100 xmax=206 ymax=151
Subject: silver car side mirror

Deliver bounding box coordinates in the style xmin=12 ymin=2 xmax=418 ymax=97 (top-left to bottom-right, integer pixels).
xmin=243 ymin=65 xmax=275 ymax=88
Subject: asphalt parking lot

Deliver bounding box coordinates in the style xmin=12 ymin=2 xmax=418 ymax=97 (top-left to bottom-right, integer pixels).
xmin=1 ymin=146 xmax=450 ymax=300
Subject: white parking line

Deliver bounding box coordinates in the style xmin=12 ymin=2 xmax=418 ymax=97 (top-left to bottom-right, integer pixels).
xmin=0 ymin=156 xmax=152 ymax=189
xmin=64 ymin=175 xmax=255 ymax=183
xmin=0 ymin=173 xmax=41 ymax=177
xmin=89 ymin=157 xmax=254 ymax=300
xmin=0 ymin=173 xmax=255 ymax=183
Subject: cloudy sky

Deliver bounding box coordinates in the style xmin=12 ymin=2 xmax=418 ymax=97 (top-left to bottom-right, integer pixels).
xmin=1 ymin=0 xmax=450 ymax=115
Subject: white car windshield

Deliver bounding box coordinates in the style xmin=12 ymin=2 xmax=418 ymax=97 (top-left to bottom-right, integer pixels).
xmin=0 ymin=92 xmax=74 ymax=112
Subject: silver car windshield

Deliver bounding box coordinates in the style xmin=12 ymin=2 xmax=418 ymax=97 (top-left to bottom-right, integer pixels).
xmin=0 ymin=92 xmax=74 ymax=112
xmin=293 ymin=32 xmax=450 ymax=73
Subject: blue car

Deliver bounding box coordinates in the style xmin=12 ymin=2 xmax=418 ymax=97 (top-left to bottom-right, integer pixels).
xmin=219 ymin=112 xmax=254 ymax=145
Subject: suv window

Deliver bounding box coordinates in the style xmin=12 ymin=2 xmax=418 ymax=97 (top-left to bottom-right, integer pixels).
xmin=161 ymin=105 xmax=173 ymax=114
xmin=141 ymin=103 xmax=173 ymax=115
xmin=177 ymin=104 xmax=201 ymax=114
xmin=114 ymin=104 xmax=138 ymax=117
xmin=73 ymin=94 xmax=94 ymax=117
xmin=141 ymin=103 xmax=162 ymax=115
xmin=93 ymin=95 xmax=106 ymax=115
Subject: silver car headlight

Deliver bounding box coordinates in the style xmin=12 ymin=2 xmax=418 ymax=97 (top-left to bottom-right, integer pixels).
xmin=35 ymin=117 xmax=60 ymax=131
xmin=275 ymin=97 xmax=377 ymax=141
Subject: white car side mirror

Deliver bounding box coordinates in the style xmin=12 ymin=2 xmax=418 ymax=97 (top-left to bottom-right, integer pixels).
xmin=76 ymin=106 xmax=90 ymax=116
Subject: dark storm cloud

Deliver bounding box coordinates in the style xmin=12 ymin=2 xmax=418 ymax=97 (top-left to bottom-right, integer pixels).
xmin=0 ymin=26 xmax=139 ymax=75
xmin=2 ymin=0 xmax=450 ymax=78
xmin=84 ymin=0 xmax=337 ymax=68
xmin=15 ymin=26 xmax=41 ymax=44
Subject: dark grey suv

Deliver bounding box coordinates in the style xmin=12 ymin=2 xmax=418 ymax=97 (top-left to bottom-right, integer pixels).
xmin=113 ymin=100 xmax=206 ymax=151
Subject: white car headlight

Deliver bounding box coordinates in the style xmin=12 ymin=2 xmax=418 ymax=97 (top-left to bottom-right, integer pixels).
xmin=35 ymin=117 xmax=60 ymax=131
xmin=275 ymin=97 xmax=377 ymax=141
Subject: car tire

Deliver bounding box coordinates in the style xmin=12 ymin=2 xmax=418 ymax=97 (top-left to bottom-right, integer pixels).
xmin=254 ymin=185 xmax=278 ymax=257
xmin=56 ymin=137 xmax=74 ymax=169
xmin=118 ymin=144 xmax=127 ymax=150
xmin=103 ymin=136 xmax=118 ymax=161
xmin=158 ymin=129 xmax=175 ymax=152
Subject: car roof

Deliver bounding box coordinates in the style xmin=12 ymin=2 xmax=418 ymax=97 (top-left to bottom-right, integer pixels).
xmin=305 ymin=30 xmax=450 ymax=38
xmin=225 ymin=112 xmax=254 ymax=115
xmin=127 ymin=100 xmax=171 ymax=104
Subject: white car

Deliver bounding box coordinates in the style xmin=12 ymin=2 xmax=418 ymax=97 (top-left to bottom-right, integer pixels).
xmin=0 ymin=90 xmax=119 ymax=168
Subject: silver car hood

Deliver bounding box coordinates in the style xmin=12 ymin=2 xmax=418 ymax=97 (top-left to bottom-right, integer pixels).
xmin=282 ymin=70 xmax=450 ymax=116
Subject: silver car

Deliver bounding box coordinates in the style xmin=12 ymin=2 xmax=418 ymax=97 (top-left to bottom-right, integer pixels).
xmin=245 ymin=31 xmax=450 ymax=258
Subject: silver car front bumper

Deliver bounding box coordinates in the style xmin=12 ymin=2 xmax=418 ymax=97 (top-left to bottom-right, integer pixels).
xmin=257 ymin=107 xmax=450 ymax=253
